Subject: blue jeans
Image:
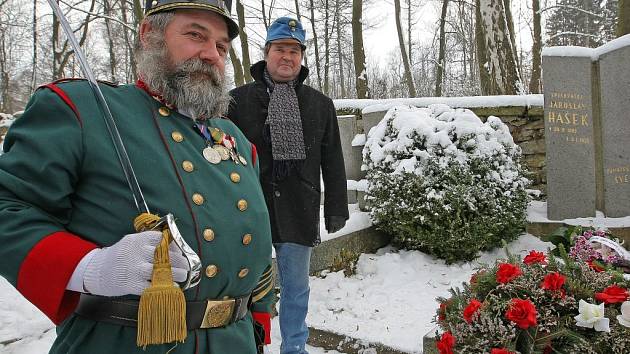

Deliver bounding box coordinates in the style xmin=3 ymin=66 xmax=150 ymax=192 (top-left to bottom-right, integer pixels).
xmin=274 ymin=242 xmax=312 ymax=354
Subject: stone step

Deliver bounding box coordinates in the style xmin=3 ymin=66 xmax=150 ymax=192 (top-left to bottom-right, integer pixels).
xmin=307 ymin=327 xmax=407 ymax=354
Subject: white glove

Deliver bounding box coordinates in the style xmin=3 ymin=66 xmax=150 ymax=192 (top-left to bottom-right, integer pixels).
xmin=82 ymin=231 xmax=189 ymax=297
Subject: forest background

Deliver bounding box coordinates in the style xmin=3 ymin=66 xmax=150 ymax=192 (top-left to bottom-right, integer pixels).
xmin=1 ymin=0 xmax=629 ymax=114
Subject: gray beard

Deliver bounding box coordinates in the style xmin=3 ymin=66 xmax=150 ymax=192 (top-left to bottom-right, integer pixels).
xmin=136 ymin=36 xmax=231 ymax=120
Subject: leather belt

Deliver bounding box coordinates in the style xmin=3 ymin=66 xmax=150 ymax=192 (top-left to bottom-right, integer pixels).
xmin=75 ymin=293 xmax=251 ymax=329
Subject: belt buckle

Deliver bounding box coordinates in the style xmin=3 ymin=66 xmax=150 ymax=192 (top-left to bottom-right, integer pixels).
xmin=200 ymin=298 xmax=235 ymax=328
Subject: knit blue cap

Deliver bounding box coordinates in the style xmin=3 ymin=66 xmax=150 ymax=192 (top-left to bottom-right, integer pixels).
xmin=265 ymin=17 xmax=306 ymax=49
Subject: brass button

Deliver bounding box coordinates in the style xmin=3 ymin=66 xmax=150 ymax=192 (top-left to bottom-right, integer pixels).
xmin=158 ymin=106 xmax=171 ymax=116
xmin=238 ymin=268 xmax=249 ymax=278
xmin=237 ymin=199 xmax=248 ymax=211
xmin=192 ymin=193 xmax=205 ymax=205
xmin=182 ymin=160 xmax=194 ymax=172
xmin=242 ymin=233 xmax=252 ymax=245
xmin=171 ymin=131 xmax=184 ymax=142
xmin=230 ymin=172 xmax=241 ymax=183
xmin=203 ymin=228 xmax=215 ymax=242
xmin=205 ymin=264 xmax=218 ymax=278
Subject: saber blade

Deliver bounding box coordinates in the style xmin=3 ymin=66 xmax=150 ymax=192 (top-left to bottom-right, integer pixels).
xmin=46 ymin=0 xmax=149 ymax=214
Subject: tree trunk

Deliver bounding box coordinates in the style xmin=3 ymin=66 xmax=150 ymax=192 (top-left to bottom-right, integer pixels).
xmin=132 ymin=0 xmax=143 ymax=25
xmin=529 ymin=0 xmax=542 ymax=93
xmin=261 ymin=0 xmax=269 ymax=30
xmin=0 ymin=28 xmax=10 ymax=112
xmin=293 ymin=0 xmax=310 ymax=86
xmin=335 ymin=0 xmax=346 ymax=98
xmin=474 ymin=0 xmax=522 ymax=95
xmin=104 ymin=0 xmax=117 ymax=82
xmin=309 ymin=0 xmax=323 ymax=90
xmin=31 ymin=0 xmax=38 ymax=93
xmin=236 ymin=0 xmax=253 ymax=83
xmin=619 ymin=0 xmax=630 ymax=37
xmin=120 ymin=0 xmax=137 ymax=83
xmin=407 ymin=0 xmax=412 ymax=66
xmin=435 ymin=0 xmax=449 ymax=97
xmin=229 ymin=47 xmax=245 ymax=87
xmin=394 ymin=0 xmax=416 ymax=97
xmin=503 ymin=0 xmax=520 ymax=75
xmin=323 ymin=0 xmax=331 ymax=95
xmin=352 ymin=0 xmax=368 ymax=98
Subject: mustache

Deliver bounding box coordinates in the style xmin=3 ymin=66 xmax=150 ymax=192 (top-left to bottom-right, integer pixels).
xmin=169 ymin=58 xmax=222 ymax=86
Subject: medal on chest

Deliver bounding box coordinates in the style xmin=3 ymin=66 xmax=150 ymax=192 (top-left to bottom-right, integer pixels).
xmin=196 ymin=123 xmax=247 ymax=166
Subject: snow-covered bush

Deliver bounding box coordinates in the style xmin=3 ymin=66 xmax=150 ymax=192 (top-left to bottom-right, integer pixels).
xmin=0 ymin=112 xmax=17 ymax=154
xmin=363 ymin=104 xmax=528 ymax=263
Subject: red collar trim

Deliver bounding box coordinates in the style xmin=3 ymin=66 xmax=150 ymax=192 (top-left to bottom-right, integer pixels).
xmin=135 ymin=80 xmax=175 ymax=109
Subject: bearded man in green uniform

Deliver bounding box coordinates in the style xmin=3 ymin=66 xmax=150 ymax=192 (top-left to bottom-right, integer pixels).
xmin=0 ymin=1 xmax=274 ymax=353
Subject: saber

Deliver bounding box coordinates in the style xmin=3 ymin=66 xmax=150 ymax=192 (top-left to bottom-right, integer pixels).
xmin=46 ymin=0 xmax=201 ymax=290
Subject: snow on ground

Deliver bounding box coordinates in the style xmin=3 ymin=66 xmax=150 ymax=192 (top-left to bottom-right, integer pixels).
xmin=0 ymin=233 xmax=551 ymax=354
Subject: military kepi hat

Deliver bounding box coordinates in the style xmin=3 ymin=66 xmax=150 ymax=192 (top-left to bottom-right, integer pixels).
xmin=266 ymin=17 xmax=306 ymax=49
xmin=145 ymin=0 xmax=239 ymax=40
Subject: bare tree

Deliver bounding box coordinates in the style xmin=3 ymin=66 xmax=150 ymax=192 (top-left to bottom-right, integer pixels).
xmin=309 ymin=0 xmax=323 ymax=90
xmin=103 ymin=0 xmax=117 ymax=81
xmin=236 ymin=0 xmax=253 ymax=83
xmin=352 ymin=0 xmax=368 ymax=98
xmin=334 ymin=0 xmax=346 ymax=97
xmin=52 ymin=0 xmax=97 ymax=79
xmin=293 ymin=0 xmax=310 ymax=85
xmin=529 ymin=0 xmax=542 ymax=93
xmin=620 ymin=0 xmax=630 ymax=36
xmin=229 ymin=47 xmax=245 ymax=87
xmin=475 ymin=0 xmax=522 ymax=95
xmin=30 ymin=0 xmax=38 ymax=93
xmin=435 ymin=0 xmax=449 ymax=97
xmin=394 ymin=0 xmax=416 ymax=97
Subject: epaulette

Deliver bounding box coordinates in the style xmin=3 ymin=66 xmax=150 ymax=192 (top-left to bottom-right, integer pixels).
xmin=38 ymin=77 xmax=119 ymax=89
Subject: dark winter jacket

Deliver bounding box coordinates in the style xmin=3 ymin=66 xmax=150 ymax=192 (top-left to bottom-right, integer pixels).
xmin=227 ymin=61 xmax=348 ymax=246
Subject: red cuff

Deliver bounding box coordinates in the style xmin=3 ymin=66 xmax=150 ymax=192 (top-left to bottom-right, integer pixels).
xmin=17 ymin=231 xmax=97 ymax=324
xmin=252 ymin=311 xmax=271 ymax=345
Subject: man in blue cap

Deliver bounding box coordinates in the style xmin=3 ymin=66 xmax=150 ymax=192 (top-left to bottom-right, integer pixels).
xmin=228 ymin=16 xmax=349 ymax=354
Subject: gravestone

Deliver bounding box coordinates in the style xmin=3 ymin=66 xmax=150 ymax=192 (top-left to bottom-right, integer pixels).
xmin=542 ymin=52 xmax=597 ymax=220
xmin=597 ymin=44 xmax=630 ymax=217
xmin=542 ymin=34 xmax=630 ymax=219
xmin=337 ymin=114 xmax=363 ymax=181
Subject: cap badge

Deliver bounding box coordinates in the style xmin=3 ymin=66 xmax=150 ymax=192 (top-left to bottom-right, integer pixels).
xmin=288 ymin=19 xmax=297 ymax=31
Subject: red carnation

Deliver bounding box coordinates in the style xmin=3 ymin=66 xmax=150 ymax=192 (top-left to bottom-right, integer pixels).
xmin=505 ymin=298 xmax=538 ymax=329
xmin=463 ymin=299 xmax=482 ymax=323
xmin=436 ymin=331 xmax=455 ymax=354
xmin=491 ymin=349 xmax=514 ymax=354
xmin=523 ymin=250 xmax=547 ymax=265
xmin=595 ymin=285 xmax=629 ymax=304
xmin=496 ymin=263 xmax=523 ymax=284
xmin=540 ymin=272 xmax=566 ymax=291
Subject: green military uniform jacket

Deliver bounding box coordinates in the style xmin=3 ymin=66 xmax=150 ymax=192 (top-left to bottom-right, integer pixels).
xmin=0 ymin=80 xmax=274 ymax=353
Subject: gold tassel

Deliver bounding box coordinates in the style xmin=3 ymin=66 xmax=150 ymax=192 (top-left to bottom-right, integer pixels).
xmin=134 ymin=213 xmax=187 ymax=347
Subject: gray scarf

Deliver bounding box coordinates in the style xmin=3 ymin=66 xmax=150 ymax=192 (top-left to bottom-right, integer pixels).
xmin=263 ymin=67 xmax=306 ymax=180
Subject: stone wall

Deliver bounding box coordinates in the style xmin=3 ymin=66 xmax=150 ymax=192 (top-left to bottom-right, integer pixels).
xmin=336 ymin=104 xmax=547 ymax=194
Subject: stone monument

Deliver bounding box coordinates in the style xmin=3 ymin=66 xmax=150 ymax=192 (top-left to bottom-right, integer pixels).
xmin=542 ymin=34 xmax=630 ymax=220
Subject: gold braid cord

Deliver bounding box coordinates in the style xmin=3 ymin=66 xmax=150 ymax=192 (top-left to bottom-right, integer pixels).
xmin=134 ymin=213 xmax=187 ymax=347
xmin=251 ymin=266 xmax=274 ymax=303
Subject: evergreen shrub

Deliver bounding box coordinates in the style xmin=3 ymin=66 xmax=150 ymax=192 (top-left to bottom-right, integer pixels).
xmin=363 ymin=104 xmax=528 ymax=263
